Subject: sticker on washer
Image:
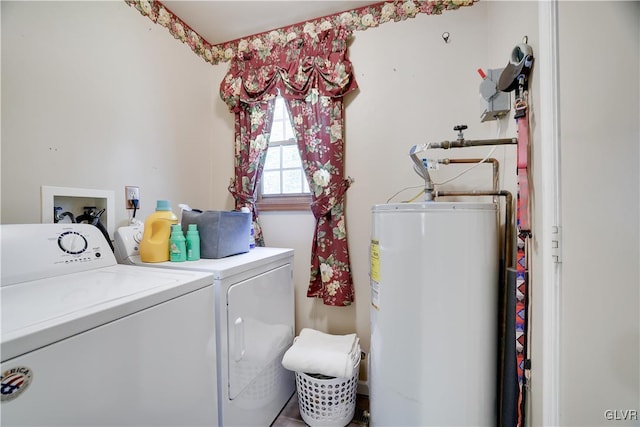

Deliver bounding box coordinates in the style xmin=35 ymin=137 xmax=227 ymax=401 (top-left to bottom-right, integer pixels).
xmin=370 ymin=240 xmax=380 ymax=310
xmin=1 ymin=366 xmax=33 ymax=402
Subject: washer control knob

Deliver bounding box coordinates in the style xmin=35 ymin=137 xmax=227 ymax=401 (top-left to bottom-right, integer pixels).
xmin=58 ymin=231 xmax=88 ymax=255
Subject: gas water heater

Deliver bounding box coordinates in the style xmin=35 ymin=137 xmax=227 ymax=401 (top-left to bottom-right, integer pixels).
xmin=370 ymin=202 xmax=499 ymax=426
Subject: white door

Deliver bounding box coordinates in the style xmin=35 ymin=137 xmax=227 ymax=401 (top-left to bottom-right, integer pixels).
xmin=226 ymin=264 xmax=294 ymax=402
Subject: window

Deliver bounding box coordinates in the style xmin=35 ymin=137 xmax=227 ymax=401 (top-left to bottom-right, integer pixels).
xmin=257 ymin=96 xmax=311 ymax=211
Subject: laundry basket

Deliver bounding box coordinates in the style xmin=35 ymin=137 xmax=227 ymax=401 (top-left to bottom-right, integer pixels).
xmin=295 ymin=351 xmax=360 ymax=427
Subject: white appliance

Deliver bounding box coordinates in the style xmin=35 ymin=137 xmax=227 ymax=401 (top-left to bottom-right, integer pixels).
xmin=115 ymin=225 xmax=296 ymax=427
xmin=0 ymin=223 xmax=218 ymax=426
xmin=370 ymin=202 xmax=499 ymax=426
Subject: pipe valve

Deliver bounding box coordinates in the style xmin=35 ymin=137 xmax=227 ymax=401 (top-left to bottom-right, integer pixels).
xmin=453 ymin=124 xmax=468 ymax=141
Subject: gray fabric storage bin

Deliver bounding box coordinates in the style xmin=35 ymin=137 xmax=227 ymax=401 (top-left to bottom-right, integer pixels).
xmin=181 ymin=210 xmax=250 ymax=259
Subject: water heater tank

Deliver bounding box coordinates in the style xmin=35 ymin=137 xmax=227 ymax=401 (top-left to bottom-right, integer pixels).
xmin=369 ymin=202 xmax=499 ymax=426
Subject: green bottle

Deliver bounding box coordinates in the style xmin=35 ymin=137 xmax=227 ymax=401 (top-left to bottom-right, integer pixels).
xmin=169 ymin=224 xmax=186 ymax=262
xmin=186 ymin=224 xmax=200 ymax=261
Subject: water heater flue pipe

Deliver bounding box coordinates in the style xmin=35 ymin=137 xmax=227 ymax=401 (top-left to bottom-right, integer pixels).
xmin=410 ymin=144 xmax=434 ymax=201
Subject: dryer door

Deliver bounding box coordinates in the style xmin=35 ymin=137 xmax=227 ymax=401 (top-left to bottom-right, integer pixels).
xmin=227 ymin=264 xmax=294 ymax=400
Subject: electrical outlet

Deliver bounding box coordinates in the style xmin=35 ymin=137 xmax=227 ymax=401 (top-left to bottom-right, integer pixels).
xmin=125 ymin=186 xmax=140 ymax=210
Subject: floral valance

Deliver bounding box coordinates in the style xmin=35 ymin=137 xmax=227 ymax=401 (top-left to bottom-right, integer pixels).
xmin=220 ymin=25 xmax=358 ymax=111
xmin=125 ymin=1 xmax=478 ymax=67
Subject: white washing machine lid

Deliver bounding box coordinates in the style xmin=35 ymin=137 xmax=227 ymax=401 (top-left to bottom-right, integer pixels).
xmin=1 ymin=264 xmax=213 ymax=361
xmin=126 ymin=247 xmax=293 ymax=279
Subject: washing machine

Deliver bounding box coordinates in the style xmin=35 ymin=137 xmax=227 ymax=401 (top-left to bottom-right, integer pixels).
xmin=0 ymin=223 xmax=218 ymax=426
xmin=115 ymin=225 xmax=296 ymax=427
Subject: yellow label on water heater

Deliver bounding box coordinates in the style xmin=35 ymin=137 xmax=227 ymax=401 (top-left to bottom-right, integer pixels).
xmin=370 ymin=240 xmax=381 ymax=310
xmin=370 ymin=240 xmax=380 ymax=283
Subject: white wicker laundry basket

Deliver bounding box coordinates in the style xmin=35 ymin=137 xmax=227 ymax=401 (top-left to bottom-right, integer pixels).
xmin=295 ymin=352 xmax=360 ymax=427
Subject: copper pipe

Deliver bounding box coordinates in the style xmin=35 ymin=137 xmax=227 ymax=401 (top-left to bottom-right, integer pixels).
xmin=439 ymin=158 xmax=500 ymax=193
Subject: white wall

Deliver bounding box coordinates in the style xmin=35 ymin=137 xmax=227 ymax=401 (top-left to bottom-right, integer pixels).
xmin=1 ymin=1 xmax=233 ymax=229
xmin=555 ymin=2 xmax=639 ymax=425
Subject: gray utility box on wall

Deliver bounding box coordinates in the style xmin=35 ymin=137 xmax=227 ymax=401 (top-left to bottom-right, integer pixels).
xmin=479 ymin=68 xmax=510 ymax=122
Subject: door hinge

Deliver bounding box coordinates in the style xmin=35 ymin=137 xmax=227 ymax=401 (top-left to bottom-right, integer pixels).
xmin=551 ymin=225 xmax=562 ymax=263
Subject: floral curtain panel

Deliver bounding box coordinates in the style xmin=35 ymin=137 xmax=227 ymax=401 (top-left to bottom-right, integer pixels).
xmin=220 ymin=24 xmax=358 ymax=306
xmin=227 ymin=100 xmax=275 ymax=247
xmin=287 ymin=94 xmax=353 ymax=305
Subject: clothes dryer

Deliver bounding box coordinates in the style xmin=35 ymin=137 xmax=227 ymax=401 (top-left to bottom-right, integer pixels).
xmin=0 ymin=224 xmax=217 ymax=426
xmin=115 ymin=225 xmax=296 ymax=427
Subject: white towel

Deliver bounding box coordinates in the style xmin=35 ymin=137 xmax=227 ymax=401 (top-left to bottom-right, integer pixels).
xmin=281 ymin=328 xmax=360 ymax=378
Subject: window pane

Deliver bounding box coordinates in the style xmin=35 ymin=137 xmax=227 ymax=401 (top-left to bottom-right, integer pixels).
xmin=271 ymin=97 xmax=288 ymax=141
xmin=282 ymin=169 xmax=303 ymax=194
xmin=259 ymin=94 xmax=310 ymax=203
xmin=273 ymin=97 xmax=285 ymax=120
xmin=262 ymin=170 xmax=281 ymax=195
xmin=303 ymin=174 xmax=310 ymax=193
xmin=278 ymin=98 xmax=296 ymax=140
xmin=270 ymin=120 xmax=284 ymax=141
xmin=263 ymin=146 xmax=281 ymax=170
xmin=283 ymin=115 xmax=296 ymax=140
xmin=282 ymin=145 xmax=301 ymax=168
